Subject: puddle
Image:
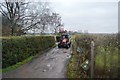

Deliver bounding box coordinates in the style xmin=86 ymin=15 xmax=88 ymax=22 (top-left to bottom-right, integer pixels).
xmin=63 ymin=50 xmax=67 ymax=53
xmin=66 ymin=54 xmax=71 ymax=59
xmin=43 ymin=69 xmax=47 ymax=72
xmin=42 ymin=64 xmax=52 ymax=72
xmin=47 ymin=57 xmax=55 ymax=61
xmin=47 ymin=64 xmax=51 ymax=67
xmin=70 ymin=51 xmax=72 ymax=54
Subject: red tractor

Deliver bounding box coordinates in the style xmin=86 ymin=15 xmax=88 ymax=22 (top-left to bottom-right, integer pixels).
xmin=58 ymin=34 xmax=71 ymax=49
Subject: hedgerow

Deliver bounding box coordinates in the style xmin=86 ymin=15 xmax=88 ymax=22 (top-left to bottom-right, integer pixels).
xmin=67 ymin=33 xmax=119 ymax=78
xmin=2 ymin=36 xmax=55 ymax=68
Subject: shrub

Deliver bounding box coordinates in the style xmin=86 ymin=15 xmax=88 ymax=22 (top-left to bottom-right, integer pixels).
xmin=2 ymin=36 xmax=55 ymax=68
xmin=56 ymin=35 xmax=61 ymax=42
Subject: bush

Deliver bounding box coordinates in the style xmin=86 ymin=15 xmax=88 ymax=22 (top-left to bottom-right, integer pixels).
xmin=2 ymin=36 xmax=55 ymax=68
xmin=56 ymin=35 xmax=61 ymax=42
xmin=67 ymin=33 xmax=119 ymax=78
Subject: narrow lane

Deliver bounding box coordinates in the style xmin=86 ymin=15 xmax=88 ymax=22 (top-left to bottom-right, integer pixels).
xmin=3 ymin=47 xmax=72 ymax=78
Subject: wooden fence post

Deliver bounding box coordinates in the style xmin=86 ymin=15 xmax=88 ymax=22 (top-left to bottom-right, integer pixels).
xmin=91 ymin=41 xmax=95 ymax=78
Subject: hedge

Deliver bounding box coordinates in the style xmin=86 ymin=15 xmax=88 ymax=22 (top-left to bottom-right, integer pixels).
xmin=2 ymin=36 xmax=55 ymax=68
xmin=56 ymin=35 xmax=61 ymax=42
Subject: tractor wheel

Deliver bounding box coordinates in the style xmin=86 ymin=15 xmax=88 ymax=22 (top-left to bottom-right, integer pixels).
xmin=66 ymin=44 xmax=70 ymax=49
xmin=58 ymin=44 xmax=62 ymax=48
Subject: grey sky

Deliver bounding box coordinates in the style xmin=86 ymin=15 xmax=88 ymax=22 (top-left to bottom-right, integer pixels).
xmin=50 ymin=0 xmax=118 ymax=33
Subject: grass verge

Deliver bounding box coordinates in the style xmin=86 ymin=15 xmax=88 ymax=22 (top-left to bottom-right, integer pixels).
xmin=66 ymin=35 xmax=80 ymax=78
xmin=1 ymin=56 xmax=33 ymax=73
xmin=67 ymin=54 xmax=80 ymax=78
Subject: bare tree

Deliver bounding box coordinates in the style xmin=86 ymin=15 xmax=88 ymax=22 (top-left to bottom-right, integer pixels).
xmin=0 ymin=0 xmax=30 ymax=35
xmin=0 ymin=0 xmax=52 ymax=35
xmin=50 ymin=13 xmax=63 ymax=34
xmin=1 ymin=0 xmax=62 ymax=35
xmin=20 ymin=2 xmax=52 ymax=34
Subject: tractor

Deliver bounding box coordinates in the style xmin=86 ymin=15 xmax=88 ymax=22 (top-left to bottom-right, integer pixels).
xmin=58 ymin=34 xmax=71 ymax=49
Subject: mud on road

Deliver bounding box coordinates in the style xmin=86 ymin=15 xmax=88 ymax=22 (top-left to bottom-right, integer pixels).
xmin=3 ymin=46 xmax=72 ymax=78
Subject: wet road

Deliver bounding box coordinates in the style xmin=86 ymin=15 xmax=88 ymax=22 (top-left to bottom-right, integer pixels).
xmin=3 ymin=46 xmax=72 ymax=78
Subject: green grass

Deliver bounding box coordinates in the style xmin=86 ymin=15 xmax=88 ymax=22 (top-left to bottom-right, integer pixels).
xmin=70 ymin=35 xmax=75 ymax=43
xmin=67 ymin=54 xmax=79 ymax=78
xmin=67 ymin=35 xmax=80 ymax=78
xmin=95 ymin=47 xmax=119 ymax=69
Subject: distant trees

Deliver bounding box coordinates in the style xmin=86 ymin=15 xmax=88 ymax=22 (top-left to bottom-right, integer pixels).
xmin=1 ymin=1 xmax=19 ymax=35
xmin=0 ymin=0 xmax=63 ymax=36
xmin=2 ymin=15 xmax=11 ymax=36
xmin=50 ymin=13 xmax=63 ymax=34
xmin=0 ymin=1 xmax=30 ymax=35
xmin=21 ymin=2 xmax=52 ymax=34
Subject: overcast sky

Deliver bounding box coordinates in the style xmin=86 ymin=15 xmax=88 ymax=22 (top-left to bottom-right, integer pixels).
xmin=50 ymin=0 xmax=119 ymax=33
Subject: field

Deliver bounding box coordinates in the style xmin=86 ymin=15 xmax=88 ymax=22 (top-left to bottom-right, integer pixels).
xmin=67 ymin=33 xmax=119 ymax=78
xmin=94 ymin=34 xmax=119 ymax=78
